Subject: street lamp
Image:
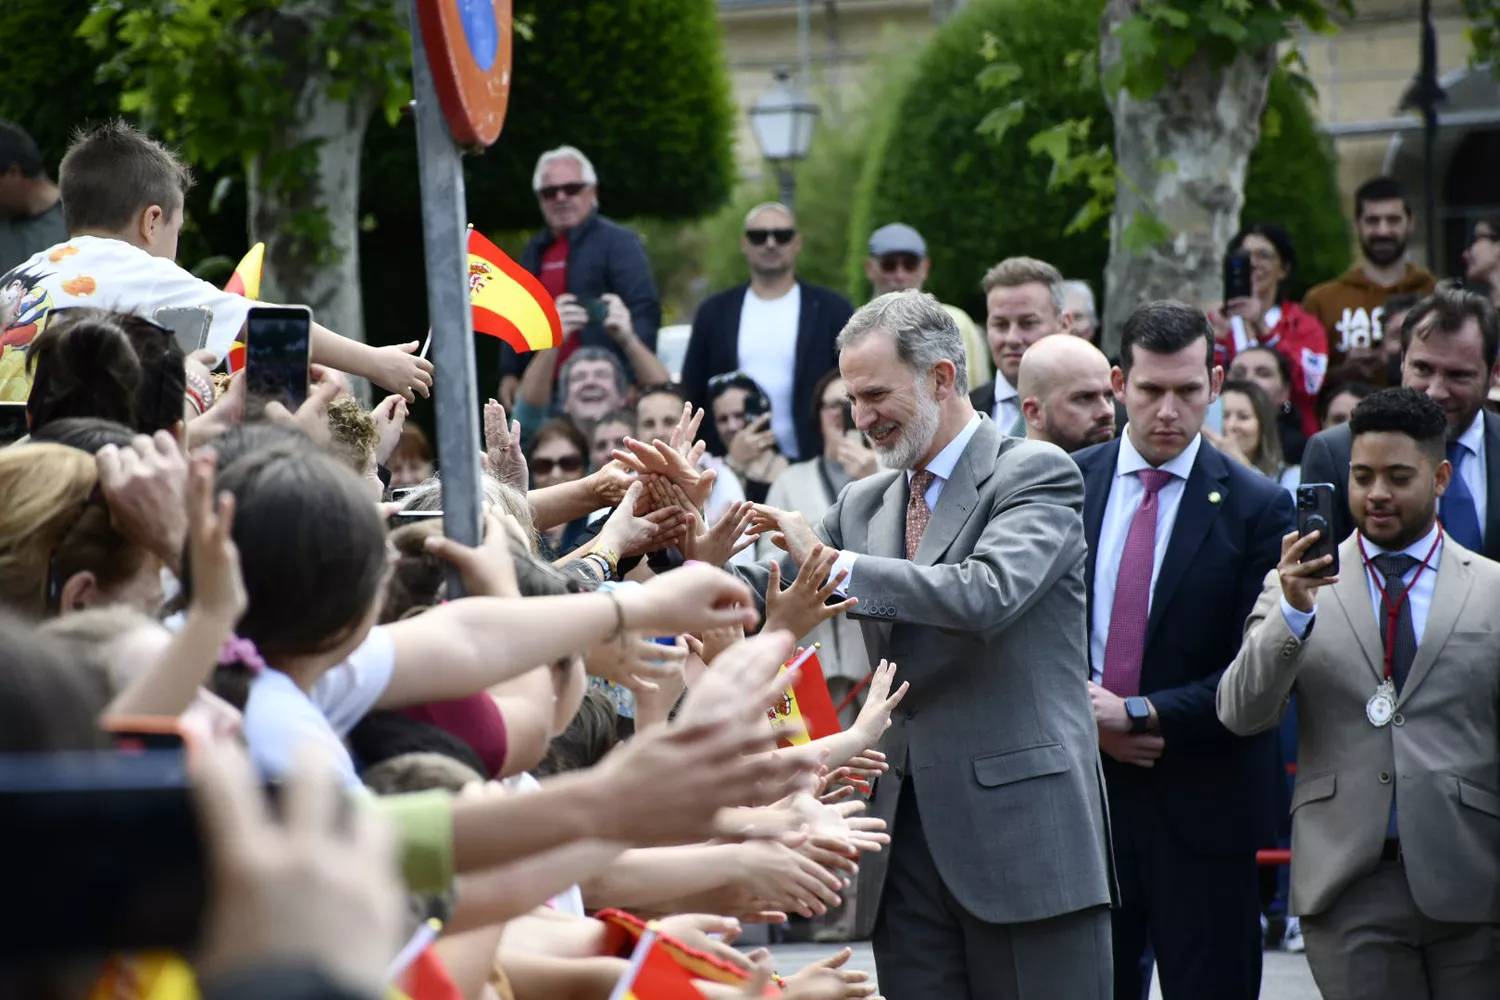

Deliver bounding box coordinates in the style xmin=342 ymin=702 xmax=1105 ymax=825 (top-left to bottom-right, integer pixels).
xmin=748 ymin=68 xmax=819 ymax=211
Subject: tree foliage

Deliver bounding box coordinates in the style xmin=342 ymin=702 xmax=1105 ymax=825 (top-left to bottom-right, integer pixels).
xmin=848 ymin=0 xmax=1352 ymax=321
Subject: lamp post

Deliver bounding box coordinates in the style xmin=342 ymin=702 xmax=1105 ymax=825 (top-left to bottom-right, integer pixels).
xmin=748 ymin=68 xmax=819 ymax=211
xmin=1399 ymin=0 xmax=1446 ymax=270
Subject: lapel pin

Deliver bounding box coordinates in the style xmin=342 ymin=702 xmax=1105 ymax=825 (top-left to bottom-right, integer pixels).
xmin=1208 ymin=491 xmax=1222 ymax=504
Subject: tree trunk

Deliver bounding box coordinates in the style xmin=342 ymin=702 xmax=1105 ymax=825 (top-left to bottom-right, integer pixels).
xmin=1098 ymin=0 xmax=1277 ymax=356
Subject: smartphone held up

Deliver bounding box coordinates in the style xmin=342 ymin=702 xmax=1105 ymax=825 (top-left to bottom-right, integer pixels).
xmin=244 ymin=305 xmax=313 ymax=411
xmin=1296 ymin=483 xmax=1340 ymax=577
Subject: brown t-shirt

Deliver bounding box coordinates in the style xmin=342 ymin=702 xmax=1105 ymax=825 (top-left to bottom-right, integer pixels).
xmin=1302 ymin=262 xmax=1437 ymax=373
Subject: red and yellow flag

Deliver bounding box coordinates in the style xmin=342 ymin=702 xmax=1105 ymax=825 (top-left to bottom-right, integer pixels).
xmin=766 ymin=646 xmax=842 ymax=747
xmin=610 ymin=928 xmax=715 ymax=1000
xmin=220 ymin=243 xmax=264 ymax=373
xmin=392 ymin=947 xmax=463 ymax=1000
xmin=467 ymin=227 xmax=562 ymax=354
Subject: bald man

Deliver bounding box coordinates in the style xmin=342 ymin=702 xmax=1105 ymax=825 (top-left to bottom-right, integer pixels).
xmin=1017 ymin=334 xmax=1116 ymax=452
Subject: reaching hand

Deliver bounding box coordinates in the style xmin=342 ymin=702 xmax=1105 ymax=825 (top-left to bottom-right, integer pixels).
xmin=763 ymin=544 xmax=858 ymax=640
xmin=681 ymin=500 xmax=759 ymax=567
xmin=666 ymin=402 xmax=706 ymax=459
xmin=596 ymin=480 xmax=688 ymax=557
xmin=748 ymin=504 xmax=821 ymax=566
xmin=1277 ymin=528 xmax=1338 ymax=613
xmin=586 ymin=460 xmax=639 ymax=510
xmin=613 ymin=437 xmax=717 ymax=512
xmin=483 ymin=398 xmax=528 ymax=492
xmin=731 ymin=841 xmax=844 ymax=918
xmin=185 ymin=451 xmax=245 ymax=626
xmin=620 ymin=563 xmax=760 ymax=638
xmin=96 ymin=431 xmax=189 ymax=574
xmin=369 ymin=395 xmax=408 ymax=467
xmin=587 ymin=630 xmax=688 ymax=693
xmin=370 ymin=341 xmax=435 ymax=402
xmin=848 ymin=660 xmax=908 ymax=747
xmin=676 ymin=629 xmax=798 ymax=729
xmin=192 ymin=743 xmax=402 ymax=994
xmin=785 ymin=948 xmax=879 ymax=999
xmin=423 ymin=511 xmax=521 ymax=598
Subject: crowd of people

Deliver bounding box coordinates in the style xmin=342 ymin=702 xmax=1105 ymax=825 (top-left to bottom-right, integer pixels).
xmin=2 ymin=111 xmax=1500 ymax=1000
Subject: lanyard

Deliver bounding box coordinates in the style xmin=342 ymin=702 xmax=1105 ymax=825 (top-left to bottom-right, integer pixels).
xmin=1357 ymin=527 xmax=1442 ymax=680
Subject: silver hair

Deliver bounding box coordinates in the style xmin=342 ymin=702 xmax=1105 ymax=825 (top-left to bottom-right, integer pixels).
xmin=1062 ymin=280 xmax=1097 ymax=323
xmin=744 ymin=201 xmax=796 ymax=228
xmin=532 ymin=146 xmax=598 ymax=191
xmin=837 ymin=290 xmax=969 ymax=394
xmin=557 ymin=346 xmax=627 ymax=398
xmin=400 ymin=474 xmax=539 ymax=550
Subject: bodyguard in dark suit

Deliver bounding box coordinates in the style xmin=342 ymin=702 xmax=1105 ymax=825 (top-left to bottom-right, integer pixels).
xmin=1301 ymin=287 xmax=1500 ymax=556
xmin=681 ymin=202 xmax=853 ymax=460
xmin=1075 ymin=300 xmax=1294 ymax=1000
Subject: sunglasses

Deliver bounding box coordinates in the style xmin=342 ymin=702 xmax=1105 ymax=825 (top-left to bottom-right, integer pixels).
xmin=746 ymin=228 xmax=796 ymax=246
xmin=539 ymin=182 xmax=589 ymax=201
xmin=532 ymin=455 xmax=584 ymax=476
xmin=877 ymin=253 xmax=923 ymax=273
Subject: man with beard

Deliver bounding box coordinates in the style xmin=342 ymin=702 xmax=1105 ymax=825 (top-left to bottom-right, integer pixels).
xmin=1074 ymin=300 xmax=1294 ymax=1000
xmin=681 ymin=202 xmax=854 ymax=461
xmin=745 ymin=290 xmax=1114 ymax=1000
xmin=1300 ymin=286 xmax=1500 ymax=559
xmin=1303 ymin=177 xmax=1436 ymax=377
xmin=1219 ymin=388 xmax=1500 ymax=999
xmin=1017 ymin=333 xmax=1116 ymax=452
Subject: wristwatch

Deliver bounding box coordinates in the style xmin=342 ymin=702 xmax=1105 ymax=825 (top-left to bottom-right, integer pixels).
xmin=1124 ymin=696 xmax=1152 ymax=734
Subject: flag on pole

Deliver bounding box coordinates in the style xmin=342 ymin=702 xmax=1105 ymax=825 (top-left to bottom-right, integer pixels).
xmin=608 ymin=928 xmax=710 ymax=1000
xmin=467 ymin=227 xmax=562 ymax=354
xmin=390 ymin=948 xmax=464 ymax=1000
xmin=596 ymin=909 xmax=768 ymax=990
xmin=766 ymin=645 xmax=842 ymax=746
xmin=221 ymin=243 xmax=265 ymax=373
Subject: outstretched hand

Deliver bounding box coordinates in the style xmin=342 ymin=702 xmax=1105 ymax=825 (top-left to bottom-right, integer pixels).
xmin=763 ymin=544 xmax=858 ymax=640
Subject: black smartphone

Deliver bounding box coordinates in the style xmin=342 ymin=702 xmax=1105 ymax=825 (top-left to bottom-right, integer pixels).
xmin=153 ymin=305 xmax=214 ymax=355
xmin=0 ymin=749 xmax=207 ymax=957
xmin=389 ymin=486 xmax=419 ymax=502
xmin=1223 ymin=251 xmax=1254 ymax=303
xmin=576 ymin=297 xmax=609 ymax=324
xmin=1296 ymin=483 xmax=1339 ymax=576
xmin=741 ymin=386 xmax=771 ymax=425
xmin=390 ymin=510 xmax=444 ymax=528
xmin=244 ymin=305 xmax=312 ymax=410
xmin=0 ymin=400 xmax=28 ymax=444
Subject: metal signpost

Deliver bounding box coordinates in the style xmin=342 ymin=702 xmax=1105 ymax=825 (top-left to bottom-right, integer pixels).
xmin=408 ymin=0 xmax=512 ymax=593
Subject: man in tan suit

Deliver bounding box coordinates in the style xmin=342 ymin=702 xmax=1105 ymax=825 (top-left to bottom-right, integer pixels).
xmin=1217 ymin=387 xmax=1500 ymax=999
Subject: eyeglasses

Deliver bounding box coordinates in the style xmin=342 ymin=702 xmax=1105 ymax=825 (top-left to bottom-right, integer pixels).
xmin=538 ymin=182 xmax=589 ymax=201
xmin=45 ymin=485 xmax=103 ymax=611
xmin=746 ymin=228 xmax=796 ymax=246
xmin=877 ymin=253 xmax=923 ymax=273
xmin=532 ymin=455 xmax=584 ymax=476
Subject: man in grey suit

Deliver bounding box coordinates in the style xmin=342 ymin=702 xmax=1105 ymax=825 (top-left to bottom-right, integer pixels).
xmin=1219 ymin=388 xmax=1500 ymax=998
xmin=747 ymin=290 xmax=1113 ymax=999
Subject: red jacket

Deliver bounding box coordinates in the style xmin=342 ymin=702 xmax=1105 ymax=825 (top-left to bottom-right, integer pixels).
xmin=1216 ymin=300 xmax=1328 ymax=438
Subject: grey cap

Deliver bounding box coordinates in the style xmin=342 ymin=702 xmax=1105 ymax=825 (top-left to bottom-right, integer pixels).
xmin=868 ymin=223 xmax=927 ymax=258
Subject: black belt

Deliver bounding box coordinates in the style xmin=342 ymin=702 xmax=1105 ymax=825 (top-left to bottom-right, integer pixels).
xmin=1381 ymin=839 xmax=1404 ymax=863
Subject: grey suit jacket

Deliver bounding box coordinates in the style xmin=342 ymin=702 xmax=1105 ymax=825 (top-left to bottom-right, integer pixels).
xmin=739 ymin=417 xmax=1113 ymax=931
xmin=1217 ymin=534 xmax=1500 ymax=923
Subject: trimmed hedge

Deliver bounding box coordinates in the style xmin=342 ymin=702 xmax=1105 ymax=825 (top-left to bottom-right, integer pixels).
xmin=849 ymin=0 xmax=1351 ymax=319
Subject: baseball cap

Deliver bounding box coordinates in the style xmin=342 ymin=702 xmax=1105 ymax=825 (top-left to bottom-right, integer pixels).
xmin=868 ymin=223 xmax=927 ymax=259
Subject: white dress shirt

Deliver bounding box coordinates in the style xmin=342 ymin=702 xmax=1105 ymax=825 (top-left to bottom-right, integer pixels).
xmin=991 ymin=372 xmax=1021 ymax=432
xmin=1446 ymin=411 xmax=1487 ymax=540
xmin=736 ymin=284 xmax=803 ymax=458
xmin=1089 ymin=429 xmax=1203 ymax=683
xmin=1280 ymin=523 xmax=1443 ymax=644
xmin=830 ymin=413 xmax=983 ymax=586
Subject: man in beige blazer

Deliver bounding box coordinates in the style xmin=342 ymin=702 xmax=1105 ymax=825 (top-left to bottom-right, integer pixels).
xmin=1217 ymin=387 xmax=1500 ymax=999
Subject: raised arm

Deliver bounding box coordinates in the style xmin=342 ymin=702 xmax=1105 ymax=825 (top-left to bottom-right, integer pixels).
xmin=308 ymin=322 xmax=433 ymax=403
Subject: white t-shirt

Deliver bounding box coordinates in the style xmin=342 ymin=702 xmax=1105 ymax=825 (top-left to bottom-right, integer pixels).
xmin=736 ymin=285 xmax=802 ymax=459
xmin=502 ymin=771 xmax=587 ymax=917
xmin=0 ymin=235 xmax=255 ymax=400
xmin=242 ymin=627 xmax=398 ymax=789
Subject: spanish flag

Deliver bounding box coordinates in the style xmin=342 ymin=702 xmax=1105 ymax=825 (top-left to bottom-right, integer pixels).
xmin=766 ymin=646 xmax=842 ymax=747
xmin=467 ymin=227 xmax=562 ymax=354
xmin=391 ymin=948 xmax=463 ymax=1000
xmin=221 ymin=243 xmax=265 ymax=373
xmin=597 ymin=909 xmax=764 ymax=991
xmin=609 ymin=927 xmax=714 ymax=1000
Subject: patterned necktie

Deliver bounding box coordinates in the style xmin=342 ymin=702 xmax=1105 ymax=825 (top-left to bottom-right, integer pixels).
xmin=1371 ymin=552 xmax=1420 ymax=692
xmin=1101 ymin=469 xmax=1175 ymax=697
xmin=906 ymin=469 xmax=936 ymax=560
xmin=1441 ymin=443 xmax=1483 ymax=552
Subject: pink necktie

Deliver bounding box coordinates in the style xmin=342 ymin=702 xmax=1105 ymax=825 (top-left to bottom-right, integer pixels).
xmin=1102 ymin=469 xmax=1174 ymax=697
xmin=906 ymin=470 xmax=936 ymax=560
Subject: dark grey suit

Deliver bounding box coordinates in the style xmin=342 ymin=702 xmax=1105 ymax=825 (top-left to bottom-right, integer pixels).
xmin=740 ymin=416 xmax=1113 ymax=999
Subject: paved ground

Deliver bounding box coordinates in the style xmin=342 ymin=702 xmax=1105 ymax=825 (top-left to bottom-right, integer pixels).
xmin=764 ymin=941 xmax=1321 ymax=998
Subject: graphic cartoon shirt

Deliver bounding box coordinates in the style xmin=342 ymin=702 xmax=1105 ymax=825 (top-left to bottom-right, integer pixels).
xmin=0 ymin=236 xmax=255 ymax=401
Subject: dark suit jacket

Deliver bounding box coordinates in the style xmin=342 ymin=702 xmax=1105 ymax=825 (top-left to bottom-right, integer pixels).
xmin=1075 ymin=437 xmax=1295 ymax=856
xmin=969 ymin=380 xmax=997 ymax=416
xmin=502 ymin=210 xmax=661 ymax=379
xmin=1300 ymin=411 xmax=1500 ymax=560
xmin=680 ymin=280 xmax=853 ymax=460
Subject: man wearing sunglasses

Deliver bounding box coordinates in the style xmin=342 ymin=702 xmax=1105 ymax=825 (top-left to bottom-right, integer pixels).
xmin=502 ymin=146 xmax=661 ymax=406
xmin=863 ymin=223 xmax=991 ymax=391
xmin=681 ymin=202 xmax=853 ymax=462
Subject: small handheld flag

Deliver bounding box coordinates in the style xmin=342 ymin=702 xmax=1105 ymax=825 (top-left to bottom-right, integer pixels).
xmin=766 ymin=645 xmax=842 ymax=747
xmin=221 ymin=243 xmax=265 ymax=373
xmin=467 ymin=227 xmax=562 ymax=354
xmin=608 ymin=928 xmax=703 ymax=1000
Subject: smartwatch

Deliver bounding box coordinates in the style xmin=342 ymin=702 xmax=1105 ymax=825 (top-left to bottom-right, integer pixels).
xmin=1124 ymin=696 xmax=1152 ymax=734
